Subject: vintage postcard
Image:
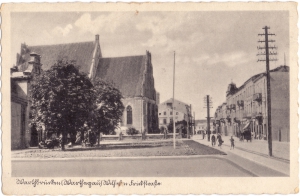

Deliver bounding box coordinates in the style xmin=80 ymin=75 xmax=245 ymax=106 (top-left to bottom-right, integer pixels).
xmin=1 ymin=2 xmax=298 ymax=195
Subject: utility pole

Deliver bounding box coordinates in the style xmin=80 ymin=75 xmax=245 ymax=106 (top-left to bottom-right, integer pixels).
xmin=257 ymin=26 xmax=277 ymax=156
xmin=189 ymin=104 xmax=192 ymax=139
xmin=193 ymin=112 xmax=195 ymax=136
xmin=172 ymin=51 xmax=176 ymax=149
xmin=203 ymin=95 xmax=213 ymax=141
xmin=185 ymin=104 xmax=191 ymax=139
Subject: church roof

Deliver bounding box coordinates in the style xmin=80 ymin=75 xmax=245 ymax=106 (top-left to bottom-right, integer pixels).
xmin=17 ymin=41 xmax=96 ymax=74
xmin=96 ymin=55 xmax=146 ymax=97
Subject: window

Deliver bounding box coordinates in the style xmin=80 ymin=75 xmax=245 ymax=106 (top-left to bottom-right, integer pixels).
xmin=159 ymin=113 xmax=161 ymax=115
xmin=163 ymin=119 xmax=167 ymax=124
xmin=170 ymin=112 xmax=173 ymax=115
xmin=127 ymin=106 xmax=132 ymax=124
xmin=164 ymin=111 xmax=166 ymax=115
xmin=176 ymin=112 xmax=178 ymax=115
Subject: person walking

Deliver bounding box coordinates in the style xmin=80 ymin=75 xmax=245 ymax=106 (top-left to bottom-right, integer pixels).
xmin=217 ymin=134 xmax=223 ymax=148
xmin=230 ymin=136 xmax=235 ymax=150
xmin=211 ymin=134 xmax=216 ymax=146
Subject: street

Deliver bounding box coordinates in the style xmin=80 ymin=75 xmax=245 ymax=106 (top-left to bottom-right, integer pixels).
xmin=12 ymin=154 xmax=286 ymax=177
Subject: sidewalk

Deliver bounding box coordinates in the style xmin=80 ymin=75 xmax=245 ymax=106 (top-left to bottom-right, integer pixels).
xmin=193 ymin=134 xmax=289 ymax=160
xmin=192 ymin=135 xmax=289 ymax=176
xmin=222 ymin=135 xmax=289 ymax=161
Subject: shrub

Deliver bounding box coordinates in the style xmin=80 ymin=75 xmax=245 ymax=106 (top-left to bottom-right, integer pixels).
xmin=126 ymin=127 xmax=139 ymax=135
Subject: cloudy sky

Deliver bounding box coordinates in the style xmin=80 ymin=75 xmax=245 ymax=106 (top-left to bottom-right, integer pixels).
xmin=11 ymin=11 xmax=289 ymax=119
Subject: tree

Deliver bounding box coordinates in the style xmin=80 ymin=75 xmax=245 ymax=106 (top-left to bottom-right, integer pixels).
xmin=91 ymin=78 xmax=124 ymax=145
xmin=30 ymin=60 xmax=95 ymax=150
xmin=167 ymin=119 xmax=187 ymax=134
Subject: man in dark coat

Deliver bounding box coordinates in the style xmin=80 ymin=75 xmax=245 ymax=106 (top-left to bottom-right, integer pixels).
xmin=211 ymin=134 xmax=216 ymax=146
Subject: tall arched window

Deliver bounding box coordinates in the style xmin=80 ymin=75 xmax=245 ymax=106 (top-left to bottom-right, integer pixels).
xmin=127 ymin=106 xmax=132 ymax=124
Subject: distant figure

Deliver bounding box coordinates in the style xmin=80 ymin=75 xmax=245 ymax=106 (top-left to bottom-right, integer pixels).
xmin=217 ymin=134 xmax=223 ymax=148
xmin=211 ymin=134 xmax=216 ymax=146
xmin=240 ymin=133 xmax=244 ymax=142
xmin=230 ymin=136 xmax=235 ymax=150
xmin=202 ymin=131 xmax=205 ymax=139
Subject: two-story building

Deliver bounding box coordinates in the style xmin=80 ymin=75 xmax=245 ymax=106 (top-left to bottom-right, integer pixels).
xmin=158 ymin=98 xmax=191 ymax=130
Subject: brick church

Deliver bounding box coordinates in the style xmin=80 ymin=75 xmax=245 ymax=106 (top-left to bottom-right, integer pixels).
xmin=11 ymin=35 xmax=159 ymax=149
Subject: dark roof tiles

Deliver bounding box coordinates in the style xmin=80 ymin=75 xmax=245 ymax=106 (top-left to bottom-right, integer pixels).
xmin=18 ymin=41 xmax=96 ymax=74
xmin=96 ymin=55 xmax=146 ymax=97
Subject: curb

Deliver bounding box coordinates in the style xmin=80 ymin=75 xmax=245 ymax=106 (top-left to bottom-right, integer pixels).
xmin=11 ymin=154 xmax=227 ymax=161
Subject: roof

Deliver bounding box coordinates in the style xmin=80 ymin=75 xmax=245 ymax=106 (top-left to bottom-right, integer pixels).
xmin=96 ymin=55 xmax=146 ymax=97
xmin=159 ymin=98 xmax=190 ymax=114
xmin=17 ymin=41 xmax=96 ymax=74
xmin=237 ymin=65 xmax=289 ymax=92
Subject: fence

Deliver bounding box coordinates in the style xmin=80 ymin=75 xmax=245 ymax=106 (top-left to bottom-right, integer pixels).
xmin=100 ymin=133 xmax=180 ymax=141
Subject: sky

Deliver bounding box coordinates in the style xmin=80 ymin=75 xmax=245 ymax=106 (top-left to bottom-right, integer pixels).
xmin=11 ymin=11 xmax=289 ymax=119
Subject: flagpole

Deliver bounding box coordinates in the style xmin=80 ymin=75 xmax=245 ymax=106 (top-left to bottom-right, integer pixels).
xmin=173 ymin=51 xmax=176 ymax=149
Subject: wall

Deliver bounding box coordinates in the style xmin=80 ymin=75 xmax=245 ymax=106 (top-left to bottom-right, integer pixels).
xmin=11 ymin=102 xmax=23 ymax=149
xmin=270 ymin=72 xmax=289 ymax=141
xmin=11 ymin=79 xmax=31 ymax=149
xmin=158 ymin=108 xmax=186 ymax=129
xmin=121 ymin=97 xmax=143 ymax=133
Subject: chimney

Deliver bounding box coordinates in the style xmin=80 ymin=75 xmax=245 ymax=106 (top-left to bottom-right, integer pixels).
xmin=26 ymin=52 xmax=42 ymax=75
xmin=95 ymin=34 xmax=99 ymax=42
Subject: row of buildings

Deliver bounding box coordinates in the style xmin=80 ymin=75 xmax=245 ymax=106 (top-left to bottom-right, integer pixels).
xmin=214 ymin=65 xmax=289 ymax=142
xmin=11 ymin=35 xmax=159 ymax=149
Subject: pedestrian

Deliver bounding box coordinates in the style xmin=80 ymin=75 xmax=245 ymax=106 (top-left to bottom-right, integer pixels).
xmin=230 ymin=136 xmax=234 ymax=150
xmin=211 ymin=134 xmax=216 ymax=146
xmin=217 ymin=134 xmax=223 ymax=148
xmin=202 ymin=131 xmax=205 ymax=140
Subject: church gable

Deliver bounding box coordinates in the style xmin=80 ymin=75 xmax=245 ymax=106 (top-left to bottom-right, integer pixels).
xmin=142 ymin=51 xmax=156 ymax=101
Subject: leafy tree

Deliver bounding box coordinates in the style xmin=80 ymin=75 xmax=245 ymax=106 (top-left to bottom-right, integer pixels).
xmin=91 ymin=78 xmax=124 ymax=145
xmin=168 ymin=119 xmax=187 ymax=134
xmin=30 ymin=60 xmax=95 ymax=150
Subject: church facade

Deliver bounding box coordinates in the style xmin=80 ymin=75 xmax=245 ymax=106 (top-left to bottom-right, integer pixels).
xmin=11 ymin=35 xmax=158 ymax=149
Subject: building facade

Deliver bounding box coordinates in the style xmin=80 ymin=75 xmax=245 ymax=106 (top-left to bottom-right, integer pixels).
xmin=158 ymin=98 xmax=190 ymax=130
xmin=195 ymin=119 xmax=214 ymax=134
xmin=214 ymin=65 xmax=289 ymax=142
xmin=11 ymin=35 xmax=159 ymax=149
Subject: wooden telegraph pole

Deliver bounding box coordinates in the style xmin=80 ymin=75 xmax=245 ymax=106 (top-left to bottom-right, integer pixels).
xmin=173 ymin=51 xmax=176 ymax=149
xmin=257 ymin=26 xmax=277 ymax=156
xmin=193 ymin=112 xmax=195 ymax=136
xmin=204 ymin=95 xmax=213 ymax=141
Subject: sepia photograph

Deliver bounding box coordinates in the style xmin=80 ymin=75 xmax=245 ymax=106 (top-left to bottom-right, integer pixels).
xmin=2 ymin=2 xmax=298 ymax=195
